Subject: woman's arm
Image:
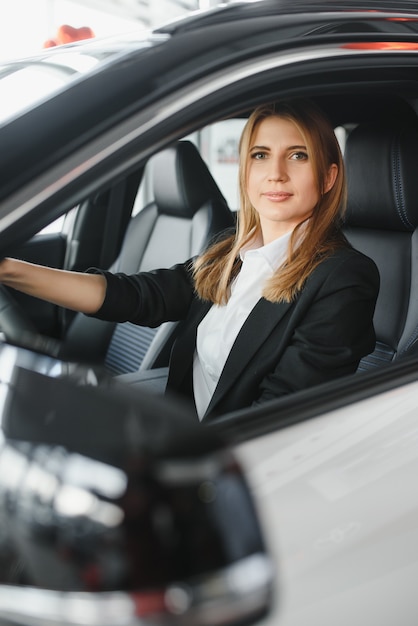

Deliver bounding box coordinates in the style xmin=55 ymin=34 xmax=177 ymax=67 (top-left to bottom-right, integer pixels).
xmin=0 ymin=258 xmax=107 ymax=314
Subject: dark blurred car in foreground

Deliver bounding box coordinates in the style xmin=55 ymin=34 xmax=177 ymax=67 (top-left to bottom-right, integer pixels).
xmin=1 ymin=0 xmax=418 ymax=624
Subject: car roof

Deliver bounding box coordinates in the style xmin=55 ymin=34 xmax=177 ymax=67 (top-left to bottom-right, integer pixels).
xmin=157 ymin=0 xmax=418 ymax=33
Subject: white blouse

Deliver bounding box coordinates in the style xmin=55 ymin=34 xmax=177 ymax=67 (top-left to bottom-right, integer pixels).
xmin=193 ymin=230 xmax=293 ymax=419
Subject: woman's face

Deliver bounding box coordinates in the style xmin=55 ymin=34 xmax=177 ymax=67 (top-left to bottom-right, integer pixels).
xmin=246 ymin=115 xmax=336 ymax=244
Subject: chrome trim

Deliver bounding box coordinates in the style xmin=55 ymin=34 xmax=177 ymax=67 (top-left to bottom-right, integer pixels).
xmin=0 ymin=553 xmax=273 ymax=626
xmin=155 ymin=454 xmax=230 ymax=484
xmin=0 ymin=42 xmax=416 ymax=230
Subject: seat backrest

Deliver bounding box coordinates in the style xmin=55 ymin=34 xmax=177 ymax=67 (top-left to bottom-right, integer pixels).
xmin=343 ymin=120 xmax=418 ymax=370
xmin=61 ymin=140 xmax=234 ymax=374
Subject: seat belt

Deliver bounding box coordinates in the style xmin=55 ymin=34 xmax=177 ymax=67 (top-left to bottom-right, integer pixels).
xmin=99 ymin=179 xmax=131 ymax=269
xmin=100 ymin=169 xmax=143 ymax=269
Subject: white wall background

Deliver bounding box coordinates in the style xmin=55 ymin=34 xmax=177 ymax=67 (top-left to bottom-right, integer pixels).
xmin=0 ymin=0 xmax=229 ymax=62
xmin=0 ymin=0 xmax=146 ymax=61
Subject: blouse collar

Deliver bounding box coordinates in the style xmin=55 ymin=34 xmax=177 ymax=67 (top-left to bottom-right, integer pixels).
xmin=240 ymin=229 xmax=293 ymax=271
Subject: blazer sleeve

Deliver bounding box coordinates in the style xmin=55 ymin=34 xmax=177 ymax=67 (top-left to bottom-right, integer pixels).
xmin=86 ymin=260 xmax=196 ymax=327
xmin=254 ymin=251 xmax=380 ymax=405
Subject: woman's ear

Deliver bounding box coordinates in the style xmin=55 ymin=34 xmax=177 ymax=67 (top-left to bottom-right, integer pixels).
xmin=324 ymin=163 xmax=338 ymax=194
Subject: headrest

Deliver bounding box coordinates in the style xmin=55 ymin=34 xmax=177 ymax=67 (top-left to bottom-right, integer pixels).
xmin=345 ymin=122 xmax=418 ymax=231
xmin=152 ymin=140 xmax=227 ymax=218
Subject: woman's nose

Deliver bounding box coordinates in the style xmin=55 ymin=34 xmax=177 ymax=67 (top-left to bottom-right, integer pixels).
xmin=268 ymin=159 xmax=288 ymax=181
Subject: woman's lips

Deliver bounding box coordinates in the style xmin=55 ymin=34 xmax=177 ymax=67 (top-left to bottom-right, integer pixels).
xmin=263 ymin=192 xmax=293 ymax=201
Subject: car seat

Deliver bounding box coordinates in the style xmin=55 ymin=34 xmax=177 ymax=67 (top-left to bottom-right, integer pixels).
xmin=59 ymin=140 xmax=235 ymax=374
xmin=343 ymin=120 xmax=418 ymax=370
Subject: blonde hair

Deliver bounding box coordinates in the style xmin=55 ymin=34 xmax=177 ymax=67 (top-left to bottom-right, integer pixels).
xmin=193 ymin=99 xmax=347 ymax=304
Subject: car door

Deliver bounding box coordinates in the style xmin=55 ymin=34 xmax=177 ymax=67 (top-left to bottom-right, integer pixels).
xmin=231 ymin=362 xmax=418 ymax=625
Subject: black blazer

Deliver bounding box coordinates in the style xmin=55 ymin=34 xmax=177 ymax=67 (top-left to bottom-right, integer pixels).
xmin=93 ymin=244 xmax=379 ymax=420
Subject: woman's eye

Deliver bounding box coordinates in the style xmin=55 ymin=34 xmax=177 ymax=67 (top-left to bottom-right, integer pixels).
xmin=250 ymin=151 xmax=267 ymax=160
xmin=291 ymin=151 xmax=308 ymax=161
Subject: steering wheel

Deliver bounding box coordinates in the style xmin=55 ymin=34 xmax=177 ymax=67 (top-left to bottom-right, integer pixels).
xmin=0 ymin=285 xmax=60 ymax=356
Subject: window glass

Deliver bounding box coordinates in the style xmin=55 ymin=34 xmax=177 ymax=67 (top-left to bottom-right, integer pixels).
xmin=199 ymin=119 xmax=246 ymax=211
xmin=334 ymin=125 xmax=347 ymax=153
xmin=0 ymin=36 xmax=157 ymax=125
xmin=133 ymin=119 xmax=246 ymax=215
xmin=0 ymin=55 xmax=102 ymax=124
xmin=39 ymin=215 xmax=66 ymax=234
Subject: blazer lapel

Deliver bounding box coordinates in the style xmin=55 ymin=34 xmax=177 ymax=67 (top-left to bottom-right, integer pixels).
xmin=205 ymin=297 xmax=293 ymax=416
xmin=167 ymin=300 xmax=211 ymax=391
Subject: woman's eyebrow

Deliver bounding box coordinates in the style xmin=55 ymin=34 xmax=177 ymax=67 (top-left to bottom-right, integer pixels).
xmin=249 ymin=144 xmax=307 ymax=151
xmin=286 ymin=144 xmax=308 ymax=151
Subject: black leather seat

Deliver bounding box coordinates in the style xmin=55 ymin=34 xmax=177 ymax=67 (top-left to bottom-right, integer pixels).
xmin=60 ymin=140 xmax=234 ymax=374
xmin=343 ymin=120 xmax=418 ymax=370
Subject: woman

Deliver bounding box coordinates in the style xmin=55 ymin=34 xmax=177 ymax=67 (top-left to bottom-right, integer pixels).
xmin=0 ymin=99 xmax=379 ymax=421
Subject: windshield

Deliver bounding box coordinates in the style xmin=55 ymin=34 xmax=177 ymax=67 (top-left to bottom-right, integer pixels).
xmin=0 ymin=33 xmax=166 ymax=125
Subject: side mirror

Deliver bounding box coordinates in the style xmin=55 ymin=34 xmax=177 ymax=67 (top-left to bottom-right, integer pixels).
xmin=0 ymin=344 xmax=274 ymax=625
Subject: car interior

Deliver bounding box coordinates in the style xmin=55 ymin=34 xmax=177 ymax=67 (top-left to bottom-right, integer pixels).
xmin=58 ymin=139 xmax=235 ymax=374
xmin=4 ymin=91 xmax=418 ymax=417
